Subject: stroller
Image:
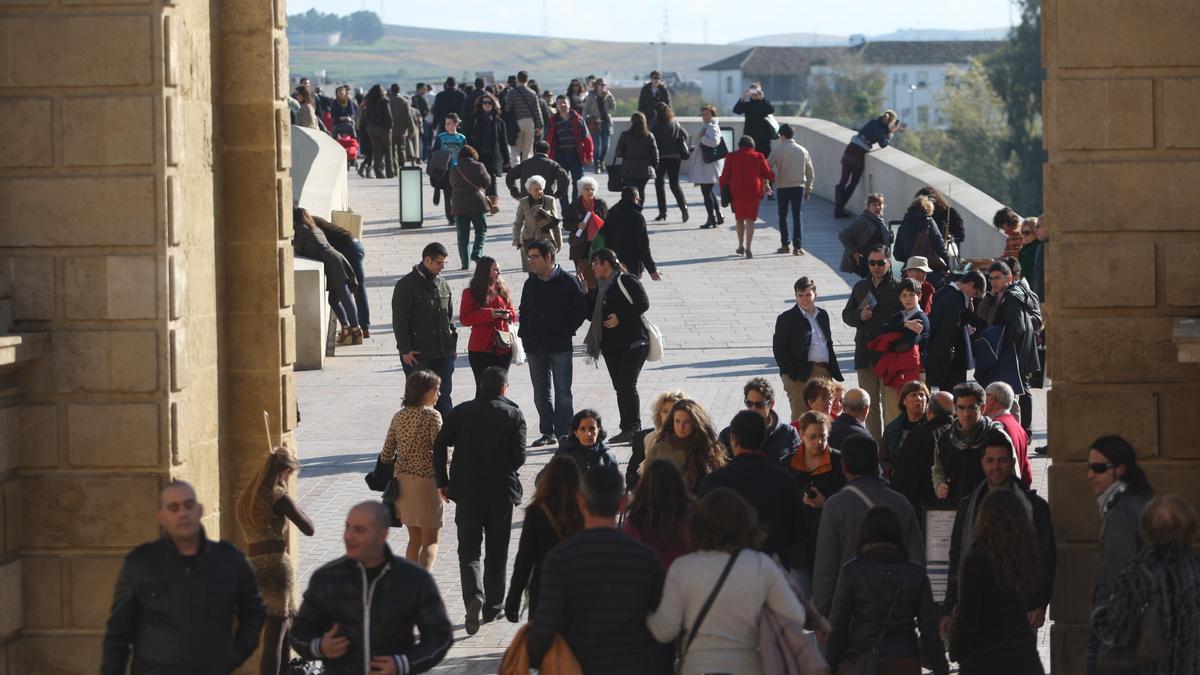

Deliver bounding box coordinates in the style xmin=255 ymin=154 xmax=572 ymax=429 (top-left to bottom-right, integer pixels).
xmin=333 ymin=121 xmax=358 ymax=168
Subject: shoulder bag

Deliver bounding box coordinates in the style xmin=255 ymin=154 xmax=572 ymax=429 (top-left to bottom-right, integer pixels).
xmin=682 ymin=549 xmax=742 ymax=660
xmin=837 ymin=585 xmax=903 ymax=675
xmin=606 ymin=158 xmax=624 ymax=192
xmin=616 ymin=275 xmax=663 ymax=362
xmin=676 ymin=124 xmax=691 ymax=160
xmin=702 ymin=136 xmax=728 ymax=164
xmin=457 ymin=164 xmax=499 ymax=215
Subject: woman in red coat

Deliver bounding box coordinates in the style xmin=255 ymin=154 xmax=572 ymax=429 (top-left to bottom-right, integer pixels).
xmin=459 ymin=256 xmax=515 ymax=393
xmin=719 ymin=135 xmax=775 ymax=259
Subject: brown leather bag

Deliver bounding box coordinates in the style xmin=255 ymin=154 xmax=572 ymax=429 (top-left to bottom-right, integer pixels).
xmin=498 ymin=624 xmax=582 ymax=675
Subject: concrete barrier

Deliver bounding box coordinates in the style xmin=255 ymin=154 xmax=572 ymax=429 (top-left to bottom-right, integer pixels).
xmin=603 ymin=116 xmax=1006 ymax=260
xmin=291 ymin=125 xmax=350 ymax=221
xmin=293 ymin=257 xmax=328 ymax=371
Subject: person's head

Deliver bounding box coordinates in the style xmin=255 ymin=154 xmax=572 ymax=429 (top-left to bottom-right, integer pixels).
xmin=628 ymin=459 xmax=691 ymax=546
xmin=1021 ymin=217 xmax=1039 ymax=246
xmin=983 ymin=381 xmax=1015 ymax=418
xmin=797 ymin=411 xmax=831 ymax=454
xmin=738 ymin=135 xmax=755 ymax=150
xmin=402 ymin=369 xmax=442 ymax=408
xmin=794 ymin=276 xmax=817 ymax=311
xmin=655 ymin=102 xmax=674 ymax=123
xmin=589 ymin=248 xmax=622 ymax=281
xmin=541 ymin=89 xmax=552 ymax=101
xmin=972 ymin=488 xmax=1039 ymax=601
xmin=578 ymin=465 xmax=625 ymax=521
xmin=525 ymin=239 xmax=556 ymax=275
xmin=830 ymin=383 xmax=846 ymax=418
xmin=987 ymin=260 xmax=1013 ymax=294
xmin=421 ymin=242 xmax=449 ymax=275
xmin=1088 ymin=435 xmax=1153 ymax=497
xmin=649 ymin=390 xmax=688 ymax=430
xmin=742 ymin=377 xmax=775 ymax=421
xmin=1141 ymin=495 xmax=1197 ymax=547
xmin=473 ymin=76 xmax=485 ymax=89
xmin=344 ymin=501 xmax=390 ymax=563
xmin=687 ymin=488 xmax=765 ymax=553
xmin=389 ymin=83 xmax=401 ymax=96
xmin=866 ymin=244 xmax=890 ymax=279
xmin=897 ymin=277 xmax=922 ymax=310
xmin=667 ymin=399 xmax=714 ymax=443
xmin=843 ymin=387 xmax=871 ymax=421
xmin=443 ymin=113 xmax=460 ymax=134
xmin=621 ymin=186 xmax=641 ymax=206
xmin=982 ymin=431 xmax=1016 ymax=487
xmin=415 ymin=82 xmax=427 ymax=94
xmin=236 ymin=446 xmax=300 ymax=531
xmin=880 ymin=109 xmax=898 ymax=126
xmin=915 ymin=186 xmax=949 ymax=214
xmin=530 ymin=455 xmax=584 ymax=537
xmin=699 ymin=104 xmax=716 ymax=123
xmin=480 ymin=366 xmax=508 ymax=398
xmin=294 ymin=85 xmax=312 ymax=105
xmin=533 ymin=139 xmax=551 ymax=155
xmin=910 ymin=195 xmax=935 ymax=217
xmin=957 ymin=270 xmax=987 ymax=299
xmin=804 ymin=377 xmax=836 ymax=416
xmin=866 ymin=193 xmax=886 ymax=217
xmin=469 ymin=255 xmax=508 ymax=306
xmin=1035 ymin=214 xmax=1050 ymax=242
xmin=993 ymin=206 xmax=1022 ymax=234
xmin=841 ymin=434 xmax=879 ymax=478
xmin=336 ymin=85 xmax=350 ymax=101
xmin=555 ymin=94 xmax=570 ymax=115
xmin=630 ymin=111 xmax=649 ymax=137
xmin=517 ymin=70 xmax=529 ymax=84
xmin=299 ymin=77 xmax=311 ymax=88
xmin=930 ymin=390 xmax=954 ymax=419
xmin=577 ymin=175 xmax=598 ymax=200
xmin=478 ymin=93 xmax=499 ymax=116
xmin=526 ymin=175 xmax=546 ymax=199
xmin=748 ymin=81 xmax=764 ymax=99
xmin=899 ymin=380 xmax=930 ymax=420
xmin=1003 ymin=256 xmax=1023 ymax=280
xmin=952 ymin=382 xmax=986 ymax=430
xmin=649 ymin=69 xmax=662 ymax=85
xmin=903 ymin=256 xmax=931 ymax=283
xmin=366 ymin=83 xmax=386 ymax=104
xmin=778 ymin=123 xmax=794 ymax=140
xmin=443 ymin=76 xmax=456 ymax=90
xmin=570 ymin=409 xmax=605 ymax=447
xmin=856 ymin=505 xmax=907 ymax=557
xmin=728 ymin=410 xmax=767 ymax=455
xmin=592 ymin=77 xmax=607 ymax=92
xmin=459 ymin=144 xmax=480 ymax=162
xmin=159 ymin=480 xmax=203 ymax=544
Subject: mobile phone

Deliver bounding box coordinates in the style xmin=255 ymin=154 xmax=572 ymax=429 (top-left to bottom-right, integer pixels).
xmin=804 ymin=486 xmax=819 ymax=500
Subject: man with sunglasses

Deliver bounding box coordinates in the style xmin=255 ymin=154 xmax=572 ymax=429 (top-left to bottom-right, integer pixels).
xmin=842 ymin=244 xmax=902 ymax=438
xmin=716 ymin=378 xmax=801 ymax=464
xmin=931 ymin=382 xmax=1005 ymax=504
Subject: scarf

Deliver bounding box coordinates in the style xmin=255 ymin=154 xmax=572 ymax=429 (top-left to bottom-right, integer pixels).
xmin=584 ymin=272 xmax=619 ymax=365
xmin=1098 ymin=480 xmax=1128 ymax=518
xmin=791 ymin=447 xmax=832 ymax=475
xmin=947 ymin=416 xmax=994 ymax=452
xmin=958 ymin=478 xmax=1033 ymax=600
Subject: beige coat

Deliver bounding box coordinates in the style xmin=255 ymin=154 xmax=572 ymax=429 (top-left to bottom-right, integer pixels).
xmin=767 ymin=139 xmax=815 ymax=191
xmin=512 ymin=194 xmax=562 ymax=270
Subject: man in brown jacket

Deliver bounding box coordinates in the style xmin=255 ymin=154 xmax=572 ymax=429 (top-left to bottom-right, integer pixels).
xmin=389 ymin=83 xmax=418 ymax=168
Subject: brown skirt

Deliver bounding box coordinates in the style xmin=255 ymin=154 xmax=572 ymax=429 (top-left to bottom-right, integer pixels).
xmin=396 ymin=473 xmax=444 ymax=528
xmin=841 ymin=142 xmax=867 ymax=170
xmin=249 ymin=551 xmax=295 ymax=618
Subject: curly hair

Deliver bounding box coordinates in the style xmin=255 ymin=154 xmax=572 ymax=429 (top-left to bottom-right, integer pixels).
xmin=529 ymin=455 xmax=584 ymax=539
xmin=626 ymin=459 xmax=692 ymax=553
xmin=688 ymin=488 xmax=765 ymax=553
xmin=971 ymin=489 xmax=1040 ymax=604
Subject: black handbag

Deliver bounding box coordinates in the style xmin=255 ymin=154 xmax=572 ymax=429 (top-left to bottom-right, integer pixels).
xmin=364 ymin=456 xmax=392 ymax=491
xmin=702 ymin=137 xmax=728 ymax=163
xmin=606 ymin=162 xmax=623 ymax=192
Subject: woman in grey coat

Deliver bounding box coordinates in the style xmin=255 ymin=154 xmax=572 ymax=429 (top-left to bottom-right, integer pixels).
xmin=688 ymin=105 xmax=725 ymax=229
xmin=1086 ymin=435 xmax=1153 ymax=675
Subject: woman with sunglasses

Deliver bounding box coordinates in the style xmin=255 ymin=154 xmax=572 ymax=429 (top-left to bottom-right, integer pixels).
xmin=1085 ymin=435 xmax=1153 ymax=675
xmin=1017 ymin=216 xmax=1043 ymax=301
xmin=466 ymin=93 xmax=511 ymax=210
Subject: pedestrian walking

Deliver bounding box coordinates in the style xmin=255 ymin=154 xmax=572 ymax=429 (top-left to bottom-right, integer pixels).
xmin=649 ymin=102 xmax=690 ymax=222
xmin=602 ymin=187 xmax=660 ymax=280
xmin=379 ymin=371 xmax=445 ymax=571
xmin=431 ymin=76 xmax=466 ymax=134
xmin=546 ymin=94 xmax=594 ymax=212
xmin=566 ymin=78 xmax=588 ymax=114
xmin=627 ymin=389 xmax=688 ymax=491
xmin=512 ymin=176 xmax=562 ymax=271
xmin=392 ymin=242 xmax=458 ymax=419
xmin=781 ymin=410 xmax=845 ymax=596
xmin=294 ymin=85 xmax=318 ymax=129
xmin=583 ymin=78 xmax=616 ymax=172
xmin=449 ymin=145 xmax=494 ymax=269
xmin=715 ymin=377 xmax=801 ymax=464
xmin=774 ymin=275 xmax=844 ymax=422
xmin=689 ymin=105 xmax=726 ymax=229
xmin=842 ymin=245 xmax=903 ymax=438
xmin=431 ymin=113 xmax=467 ymax=223
xmin=834 ymin=110 xmax=898 ymax=218
xmin=614 ymin=112 xmax=659 ymax=204
xmin=645 ymin=398 xmax=727 ymax=493
xmin=925 ymin=271 xmax=987 ymax=391
xmin=719 ymin=136 xmax=774 ymax=258
xmin=505 ymin=455 xmax=584 ymax=620
xmin=932 ymin=382 xmax=1005 ymax=505
xmin=506 ymin=71 xmax=544 ymax=162
xmin=637 ymin=70 xmax=671 ymax=124
xmin=465 ymin=93 xmax=511 ymax=205
xmin=881 ymin=380 xmax=931 ymax=482
xmin=459 ymin=257 xmax=515 ymax=391
xmin=585 ymin=248 xmax=650 ymax=443
xmin=388 ymin=83 xmax=418 ymax=168
xmin=564 ymin=176 xmax=609 ymax=288
xmin=768 ymin=124 xmax=814 ymax=255
xmin=363 ymin=84 xmax=395 ymax=178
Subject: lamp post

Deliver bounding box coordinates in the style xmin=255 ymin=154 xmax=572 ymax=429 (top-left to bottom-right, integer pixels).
xmin=908 ymin=83 xmax=918 ymax=129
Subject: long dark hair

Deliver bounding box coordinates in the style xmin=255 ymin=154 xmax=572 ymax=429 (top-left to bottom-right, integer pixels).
xmin=468 ymin=256 xmax=510 ymax=307
xmin=1091 ymin=435 xmax=1153 ymax=496
xmin=474 ymin=92 xmax=501 ymax=116
xmin=970 ymin=489 xmax=1040 ymax=604
xmin=529 ymin=455 xmax=584 ymax=538
xmin=627 ymin=459 xmax=692 ymax=551
xmin=654 ymin=102 xmax=674 ymax=124
xmin=365 ymin=83 xmax=386 ymax=107
xmin=629 ymin=112 xmax=650 ymax=137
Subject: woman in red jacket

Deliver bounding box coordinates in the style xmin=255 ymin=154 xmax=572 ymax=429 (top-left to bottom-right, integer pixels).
xmin=459 ymin=256 xmax=515 ymax=392
xmin=719 ymin=135 xmax=775 ymax=259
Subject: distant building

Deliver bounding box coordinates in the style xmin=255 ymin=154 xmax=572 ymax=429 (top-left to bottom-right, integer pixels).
xmin=699 ymin=40 xmax=1002 ymax=129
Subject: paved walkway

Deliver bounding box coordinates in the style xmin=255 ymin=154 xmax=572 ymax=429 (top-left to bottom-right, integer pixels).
xmin=295 ymin=168 xmax=1051 ymax=673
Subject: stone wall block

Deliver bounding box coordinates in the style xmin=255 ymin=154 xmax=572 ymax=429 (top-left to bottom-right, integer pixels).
xmin=11 ymin=636 xmax=101 ymax=675
xmin=275 ymin=105 xmax=291 ymax=171
xmin=165 ymin=175 xmax=183 ymax=246
xmin=0 ymin=408 xmax=15 ymax=474
xmin=62 ymin=96 xmax=154 ymax=167
xmin=1164 ymin=241 xmax=1200 ymax=306
xmin=1163 ymin=79 xmax=1200 ymax=148
xmin=221 ymin=102 xmax=276 ymax=150
xmin=64 ymin=255 xmax=158 ymax=320
xmin=168 ymin=253 xmax=185 ymax=320
xmin=225 ymin=312 xmax=281 ymax=372
xmin=1160 ymin=386 xmax=1200 ymax=458
xmin=274 ymin=37 xmax=288 ymax=100
xmin=1048 ymin=388 xmax=1158 ymax=459
xmin=0 ymin=16 xmax=153 ymax=87
xmin=279 ymin=245 xmax=293 ymax=308
xmin=276 ymin=176 xmax=289 ymax=240
xmin=223 ymin=243 xmax=281 ymax=313
xmin=1048 ymin=162 xmax=1200 ymax=232
xmin=169 ymin=400 xmax=187 ymax=465
xmin=1055 ymin=0 xmax=1200 ymax=69
xmin=163 ymin=15 xmax=178 ymax=87
xmin=0 ymin=177 xmax=156 ymax=247
xmin=225 ymin=372 xmax=281 ymax=436
xmin=164 ymin=96 xmax=182 ymax=167
xmin=1057 ymin=242 xmax=1154 ymax=308
xmin=280 ymin=314 xmax=295 ymax=366
xmin=3 ymin=480 xmax=19 ymax=553
xmin=281 ymin=370 xmax=295 ymax=431
xmin=48 ymin=330 xmax=159 ymax=394
xmin=19 ymin=405 xmax=58 ymax=469
xmin=1054 ymin=79 xmax=1153 ymax=150
xmin=1051 ymin=544 xmax=1098 ymax=625
xmin=21 ymin=476 xmax=159 ymax=549
xmin=3 ymin=257 xmax=55 ymax=321
xmin=70 ymin=557 xmax=123 ymax=627
xmin=1050 ymin=317 xmax=1198 ymax=384
xmin=0 ymin=560 xmax=21 ymax=635
xmin=221 ymin=154 xmax=282 ymax=245
xmin=1048 ymin=464 xmax=1099 ymax=542
xmin=169 ymin=328 xmax=187 ymax=392
xmin=67 ymin=403 xmax=159 ymax=466
xmin=19 ymin=558 xmax=58 ymax=629
xmin=0 ymin=99 xmax=52 ymax=168
xmin=219 ymin=32 xmax=276 ymax=100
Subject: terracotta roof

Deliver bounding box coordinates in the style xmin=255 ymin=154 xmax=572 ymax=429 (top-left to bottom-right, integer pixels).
xmin=700 ymin=41 xmax=1003 ymax=74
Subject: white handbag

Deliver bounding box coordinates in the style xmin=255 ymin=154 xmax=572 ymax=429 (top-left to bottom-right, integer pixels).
xmin=616 ymin=275 xmax=664 ymax=362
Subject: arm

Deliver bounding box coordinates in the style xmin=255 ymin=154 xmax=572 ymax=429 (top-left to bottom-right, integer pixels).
xmin=392 ymin=282 xmax=414 ymax=355
xmin=526 ymin=553 xmax=565 ymax=667
xmin=1095 ymin=508 xmax=1139 ymax=601
xmin=622 ymin=275 xmax=650 ymax=316
xmin=942 ymin=503 xmax=966 ymax=614
xmin=948 ymin=556 xmax=982 ymax=662
xmin=772 ymin=314 xmax=798 ymax=379
xmin=732 ymin=98 xmax=747 ymax=115
xmin=931 ymin=436 xmax=947 ymax=489
xmin=614 ymin=132 xmax=625 ymax=159
xmin=272 ymin=495 xmax=315 ymax=536
xmin=645 ymin=564 xmax=684 ymax=642
xmin=948 ymin=207 xmax=965 ymax=244
xmin=504 ymin=165 xmax=521 ymax=198
xmin=841 ymin=285 xmax=864 ymax=328
xmin=1034 ymin=500 xmax=1057 ymax=611
xmin=290 ymin=579 xmax=331 ymax=660
xmin=810 ymin=501 xmax=842 ymax=614
xmin=512 ymin=201 xmax=526 ymax=244
xmin=403 ymin=573 xmax=454 ymax=674
xmin=505 ymin=509 xmax=542 ymax=618
xmin=100 ymin=556 xmax=138 ymax=675
xmin=804 ymin=151 xmax=815 ymax=193
xmin=509 ymin=413 xmax=528 ymax=471
xmin=499 ymin=121 xmax=511 ymax=165
xmin=567 ymin=278 xmax=589 ymax=332
xmin=638 ymin=219 xmax=656 ymax=275
xmin=232 ymin=552 xmax=267 ymax=666
xmin=458 ymin=290 xmax=496 ymax=327
xmin=432 ymin=413 xmax=455 ymax=489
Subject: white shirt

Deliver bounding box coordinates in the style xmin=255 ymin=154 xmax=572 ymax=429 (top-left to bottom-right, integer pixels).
xmin=801 ymin=305 xmax=831 ymax=364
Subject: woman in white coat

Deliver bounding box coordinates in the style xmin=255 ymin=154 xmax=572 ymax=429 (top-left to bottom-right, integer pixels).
xmin=688 ymin=105 xmax=726 ymax=229
xmin=647 ymin=488 xmax=807 ymax=675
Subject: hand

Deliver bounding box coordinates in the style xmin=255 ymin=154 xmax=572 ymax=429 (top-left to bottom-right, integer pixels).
xmin=649 ymin=271 xmax=662 ymax=281
xmin=904 ymin=319 xmax=923 ymax=334
xmin=509 ymin=189 xmax=521 ymax=200
xmin=939 ymin=616 xmax=953 ymax=638
xmin=935 ymin=481 xmax=950 ymax=500
xmin=802 ymin=489 xmax=826 ymax=509
xmin=967 ymin=325 xmax=977 ymax=336
xmin=1028 ymin=607 xmax=1046 ymax=629
xmin=812 ymin=628 xmax=829 ymax=645
xmin=369 ymin=656 xmax=398 ymax=675
xmin=804 ymin=190 xmax=812 ymax=201
xmin=320 ymin=623 xmax=350 ymax=659
xmin=765 ymin=186 xmax=774 ymax=198
xmin=438 ymin=487 xmax=450 ymax=503
xmin=602 ymin=313 xmax=620 ymax=329
xmin=859 ymin=308 xmax=873 ymax=322
xmin=492 ymin=308 xmax=508 ymax=318
xmin=503 ymin=163 xmax=511 ymax=172
xmin=852 ymin=252 xmax=862 ymax=266
xmin=401 ymin=351 xmax=420 ymax=367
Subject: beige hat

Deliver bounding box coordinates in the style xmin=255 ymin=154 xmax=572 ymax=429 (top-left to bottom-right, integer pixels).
xmin=904 ymin=256 xmax=933 ymax=273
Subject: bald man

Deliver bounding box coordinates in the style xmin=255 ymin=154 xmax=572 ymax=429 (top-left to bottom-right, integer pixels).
xmin=829 ymin=387 xmax=874 ymax=450
xmin=102 ymin=481 xmax=265 ymax=675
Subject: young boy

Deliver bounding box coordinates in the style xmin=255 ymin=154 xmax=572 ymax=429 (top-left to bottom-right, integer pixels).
xmin=430 ymin=113 xmax=467 ymax=221
xmin=866 ymin=278 xmax=931 ymax=391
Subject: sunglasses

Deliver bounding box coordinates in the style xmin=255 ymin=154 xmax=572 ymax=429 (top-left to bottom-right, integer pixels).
xmin=1021 ymin=229 xmax=1034 ymax=236
xmin=1088 ymin=462 xmax=1114 ymax=474
xmin=867 ymin=259 xmax=888 ymax=267
xmin=744 ymin=399 xmax=771 ymax=409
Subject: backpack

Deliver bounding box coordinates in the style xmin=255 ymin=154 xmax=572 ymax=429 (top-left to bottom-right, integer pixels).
xmin=426 ymin=148 xmax=453 ymax=183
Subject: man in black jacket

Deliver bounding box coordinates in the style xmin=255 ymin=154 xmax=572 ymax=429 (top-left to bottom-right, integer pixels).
xmin=392 ymin=242 xmax=457 ymax=418
xmin=600 ymin=187 xmax=661 ymax=280
xmin=842 ymin=244 xmax=902 ymax=438
xmin=459 ymin=76 xmax=487 ymax=131
xmin=505 ymin=139 xmax=569 ymax=200
xmin=519 ymin=240 xmax=588 ymax=446
xmin=292 ymin=502 xmax=452 ymax=674
xmin=716 ymin=377 xmax=800 ymax=463
xmin=773 ymin=275 xmax=844 ymax=422
xmin=528 ymin=465 xmax=663 ymax=674
xmin=102 ymin=481 xmax=265 ymax=675
xmin=926 ymin=271 xmax=986 ymax=392
xmin=430 ymin=76 xmax=466 ymax=133
xmin=702 ymin=410 xmax=803 ymax=568
xmin=636 ymin=70 xmax=671 ymax=125
xmin=938 ymin=432 xmax=1055 ymax=636
xmin=433 ymin=367 xmax=528 ymax=634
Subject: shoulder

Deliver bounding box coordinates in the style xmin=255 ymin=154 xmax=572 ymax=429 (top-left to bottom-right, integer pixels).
xmin=211 ymin=539 xmax=253 ymax=565
xmin=123 ymin=539 xmax=168 ymax=566
xmin=309 ymin=555 xmax=353 ymax=584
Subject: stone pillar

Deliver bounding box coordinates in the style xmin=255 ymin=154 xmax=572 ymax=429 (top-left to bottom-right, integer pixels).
xmin=1044 ymin=2 xmax=1200 ymax=673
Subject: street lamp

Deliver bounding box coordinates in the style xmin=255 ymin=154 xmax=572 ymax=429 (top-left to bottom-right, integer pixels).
xmin=908 ymin=83 xmax=918 ymax=128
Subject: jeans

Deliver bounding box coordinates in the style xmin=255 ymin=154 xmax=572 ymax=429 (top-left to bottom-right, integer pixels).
xmin=557 ymin=150 xmax=584 ymax=215
xmin=346 ymin=239 xmax=370 ymax=329
xmin=454 ymin=499 xmax=514 ymax=616
xmin=654 ymin=157 xmax=686 ymax=215
xmin=603 ymin=343 xmax=647 ymax=432
xmin=594 ymin=126 xmax=611 ymax=171
xmin=838 ymin=163 xmax=864 ymax=198
xmin=402 ymin=356 xmax=454 ymax=419
xmin=468 ymin=350 xmax=512 ymax=396
xmin=329 ymin=283 xmax=359 ymax=327
xmin=455 ymin=214 xmax=488 ymax=267
xmin=526 ymin=349 xmax=574 ymax=437
xmin=777 ymin=186 xmax=805 ymax=246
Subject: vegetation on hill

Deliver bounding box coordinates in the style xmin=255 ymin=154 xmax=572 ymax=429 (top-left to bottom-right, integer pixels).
xmin=288 ymin=10 xmax=385 ymax=45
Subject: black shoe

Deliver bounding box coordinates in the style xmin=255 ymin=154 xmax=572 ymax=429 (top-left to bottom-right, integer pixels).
xmin=465 ymin=597 xmax=482 ymax=636
xmin=482 ymin=608 xmax=501 ymax=624
xmin=777 ymin=245 xmax=791 ymax=254
xmin=681 ymin=206 xmax=689 ymax=222
xmin=610 ymin=429 xmax=637 ymax=444
xmin=700 ymin=219 xmax=715 ymax=229
xmin=531 ymin=434 xmax=557 ymax=447
xmin=736 ymin=246 xmax=745 ymax=255
xmin=653 ymin=213 xmax=668 ymax=222
xmin=716 ymin=213 xmax=725 ymax=225
xmin=1034 ymin=444 xmax=1049 ymax=456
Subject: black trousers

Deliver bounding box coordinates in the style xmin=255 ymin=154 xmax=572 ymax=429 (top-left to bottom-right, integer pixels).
xmin=603 ymin=343 xmax=648 ymax=432
xmin=699 ymin=183 xmax=720 ymax=220
xmin=468 ymin=350 xmax=512 ymax=396
xmin=654 ymin=157 xmax=686 ymax=214
xmin=454 ymin=499 xmax=514 ymax=615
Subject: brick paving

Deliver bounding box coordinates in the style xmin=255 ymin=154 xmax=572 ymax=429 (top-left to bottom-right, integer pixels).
xmin=296 ymin=168 xmax=1052 ymax=673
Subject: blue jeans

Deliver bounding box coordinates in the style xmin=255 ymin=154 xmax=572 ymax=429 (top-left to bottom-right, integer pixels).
xmin=402 ymin=356 xmax=454 ymax=419
xmin=526 ymin=349 xmax=574 ymax=437
xmin=557 ymin=150 xmax=584 ymax=215
xmin=777 ymin=186 xmax=805 ymax=246
xmin=348 ymin=239 xmax=370 ymax=329
xmin=455 ymin=214 xmax=488 ymax=267
xmin=329 ymin=283 xmax=359 ymax=328
xmin=594 ymin=127 xmax=612 ymax=171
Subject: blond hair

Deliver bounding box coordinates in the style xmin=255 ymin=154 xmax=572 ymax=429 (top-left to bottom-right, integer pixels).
xmin=912 ymin=195 xmax=935 ymax=216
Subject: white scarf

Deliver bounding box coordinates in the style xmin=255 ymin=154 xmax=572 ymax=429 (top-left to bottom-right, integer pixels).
xmin=1097 ymin=480 xmax=1128 ymax=518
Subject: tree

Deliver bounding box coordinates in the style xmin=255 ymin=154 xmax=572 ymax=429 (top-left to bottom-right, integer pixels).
xmin=806 ymin=53 xmax=885 ymax=130
xmin=982 ymin=0 xmax=1042 ymax=214
xmin=345 ymin=11 xmax=384 ymax=44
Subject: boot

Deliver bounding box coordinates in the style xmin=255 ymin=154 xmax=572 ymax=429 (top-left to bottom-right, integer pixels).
xmin=680 ymin=204 xmax=689 ymax=222
xmin=716 ymin=211 xmax=725 ymax=225
xmin=834 ymin=186 xmax=851 ymax=218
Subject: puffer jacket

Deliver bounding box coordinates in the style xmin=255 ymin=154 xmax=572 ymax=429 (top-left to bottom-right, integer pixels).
xmin=614 ymin=131 xmax=659 ymax=180
xmin=291 ymin=547 xmax=453 ymax=675
xmin=993 ymin=280 xmax=1042 ymax=378
xmin=391 ymin=264 xmax=457 ymax=359
xmin=826 ymin=543 xmax=948 ymax=675
xmin=553 ymin=435 xmax=619 ymax=474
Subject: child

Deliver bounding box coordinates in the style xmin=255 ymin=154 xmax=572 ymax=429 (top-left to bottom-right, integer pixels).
xmin=430 ymin=113 xmax=467 ymax=222
xmin=867 ymin=278 xmax=930 ymax=391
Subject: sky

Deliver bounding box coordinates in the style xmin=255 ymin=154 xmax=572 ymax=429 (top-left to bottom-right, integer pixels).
xmin=287 ymin=0 xmax=1015 ymax=44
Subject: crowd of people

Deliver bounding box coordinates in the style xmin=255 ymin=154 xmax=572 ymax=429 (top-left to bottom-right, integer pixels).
xmin=96 ymin=71 xmax=1200 ymax=675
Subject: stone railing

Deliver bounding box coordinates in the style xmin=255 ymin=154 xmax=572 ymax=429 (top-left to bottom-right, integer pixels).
xmin=602 ymin=116 xmax=1007 ymax=260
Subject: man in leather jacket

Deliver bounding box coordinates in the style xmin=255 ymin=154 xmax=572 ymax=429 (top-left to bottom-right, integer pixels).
xmin=291 ymin=502 xmax=453 ymax=674
xmin=101 ymin=481 xmax=265 ymax=675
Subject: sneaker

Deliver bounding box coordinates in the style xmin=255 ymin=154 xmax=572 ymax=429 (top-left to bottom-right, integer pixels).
xmin=794 ymin=247 xmax=805 ymax=256
xmin=735 ymin=246 xmax=745 ymax=255
xmin=776 ymin=246 xmax=791 ymax=254
xmin=531 ymin=434 xmax=557 ymax=448
xmin=465 ymin=597 xmax=483 ymax=636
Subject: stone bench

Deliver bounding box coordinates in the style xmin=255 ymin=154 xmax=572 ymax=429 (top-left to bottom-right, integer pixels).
xmin=293 ymin=257 xmax=329 ymax=370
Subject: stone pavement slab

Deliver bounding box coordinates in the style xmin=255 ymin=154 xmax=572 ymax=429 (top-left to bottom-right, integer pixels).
xmin=296 ymin=168 xmax=1051 ymax=672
